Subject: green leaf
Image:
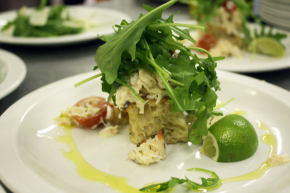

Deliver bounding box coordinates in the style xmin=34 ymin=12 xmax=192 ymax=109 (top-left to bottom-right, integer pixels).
xmin=144 ymin=5 xmax=200 ymax=44
xmin=1 ymin=4 xmax=85 ymax=37
xmin=101 ymin=75 xmax=121 ymax=102
xmin=140 ymin=168 xmax=220 ymax=192
xmin=38 ymin=0 xmax=47 ymax=10
xmin=254 ymin=25 xmax=287 ymax=45
xmin=95 ymin=0 xmax=178 ymax=84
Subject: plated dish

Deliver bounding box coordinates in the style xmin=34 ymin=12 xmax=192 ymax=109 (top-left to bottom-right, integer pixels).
xmin=0 ymin=6 xmax=131 ymax=46
xmin=0 ymin=70 xmax=289 ymax=193
xmin=0 ymin=49 xmax=26 ymax=100
xmin=179 ymin=20 xmax=290 ymax=73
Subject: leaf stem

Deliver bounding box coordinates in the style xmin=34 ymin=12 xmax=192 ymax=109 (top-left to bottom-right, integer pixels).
xmin=136 ymin=49 xmax=184 ymax=86
xmin=142 ymin=37 xmax=172 ymax=79
xmin=74 ymin=73 xmax=102 ymax=87
xmin=156 ymin=70 xmax=185 ymax=111
xmin=168 ymin=78 xmax=185 ymax=86
xmin=188 ymin=47 xmax=214 ymax=63
xmin=39 ymin=0 xmax=47 ymax=10
xmin=115 ymin=78 xmax=145 ymax=103
xmin=148 ymin=23 xmax=204 ymax=30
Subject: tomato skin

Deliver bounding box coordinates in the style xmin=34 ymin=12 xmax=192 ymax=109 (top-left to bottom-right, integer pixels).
xmin=197 ymin=34 xmax=217 ymax=51
xmin=71 ymin=96 xmax=110 ymax=128
xmin=222 ymin=0 xmax=237 ymax=13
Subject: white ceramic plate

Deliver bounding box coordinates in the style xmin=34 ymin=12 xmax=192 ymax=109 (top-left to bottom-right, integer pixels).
xmin=0 ymin=70 xmax=289 ymax=193
xmin=0 ymin=49 xmax=26 ymax=100
xmin=178 ymin=20 xmax=290 ymax=73
xmin=0 ymin=185 xmax=5 ymax=193
xmin=0 ymin=6 xmax=131 ymax=46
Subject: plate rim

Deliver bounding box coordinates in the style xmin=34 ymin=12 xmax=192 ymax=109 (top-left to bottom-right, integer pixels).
xmin=0 ymin=6 xmax=132 ymax=46
xmin=0 ymin=49 xmax=26 ymax=100
xmin=0 ymin=70 xmax=290 ymax=193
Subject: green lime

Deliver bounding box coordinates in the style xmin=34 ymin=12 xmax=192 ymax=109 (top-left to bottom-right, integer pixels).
xmin=200 ymin=114 xmax=259 ymax=162
xmin=248 ymin=37 xmax=285 ymax=58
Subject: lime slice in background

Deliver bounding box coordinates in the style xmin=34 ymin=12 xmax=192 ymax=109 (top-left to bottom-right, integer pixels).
xmin=200 ymin=114 xmax=259 ymax=162
xmin=248 ymin=37 xmax=285 ymax=58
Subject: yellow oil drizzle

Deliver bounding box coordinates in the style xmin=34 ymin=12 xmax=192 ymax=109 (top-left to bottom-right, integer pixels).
xmin=57 ymin=128 xmax=142 ymax=193
xmin=222 ymin=120 xmax=276 ymax=184
xmin=57 ymin=118 xmax=276 ymax=193
xmin=230 ymin=109 xmax=246 ymax=116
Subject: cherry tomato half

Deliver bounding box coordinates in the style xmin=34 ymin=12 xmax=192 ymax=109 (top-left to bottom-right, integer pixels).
xmin=71 ymin=96 xmax=111 ymax=128
xmin=222 ymin=0 xmax=237 ymax=13
xmin=197 ymin=34 xmax=217 ymax=51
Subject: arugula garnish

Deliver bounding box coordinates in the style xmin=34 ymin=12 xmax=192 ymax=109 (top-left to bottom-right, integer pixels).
xmin=139 ymin=168 xmax=220 ymax=192
xmin=77 ymin=0 xmax=221 ymax=144
xmin=97 ymin=0 xmax=220 ymax=144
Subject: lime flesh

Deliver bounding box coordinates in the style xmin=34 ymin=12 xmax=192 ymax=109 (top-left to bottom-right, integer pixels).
xmin=200 ymin=114 xmax=259 ymax=162
xmin=248 ymin=37 xmax=285 ymax=58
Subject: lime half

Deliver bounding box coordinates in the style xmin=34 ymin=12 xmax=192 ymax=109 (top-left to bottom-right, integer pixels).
xmin=248 ymin=37 xmax=285 ymax=58
xmin=200 ymin=114 xmax=259 ymax=162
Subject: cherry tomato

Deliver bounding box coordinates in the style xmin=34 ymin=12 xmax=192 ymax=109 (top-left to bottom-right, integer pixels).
xmin=71 ymin=96 xmax=111 ymax=128
xmin=222 ymin=0 xmax=237 ymax=13
xmin=197 ymin=34 xmax=217 ymax=51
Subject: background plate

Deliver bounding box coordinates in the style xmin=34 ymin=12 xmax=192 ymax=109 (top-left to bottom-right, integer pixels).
xmin=179 ymin=20 xmax=290 ymax=73
xmin=0 ymin=6 xmax=131 ymax=46
xmin=0 ymin=49 xmax=26 ymax=100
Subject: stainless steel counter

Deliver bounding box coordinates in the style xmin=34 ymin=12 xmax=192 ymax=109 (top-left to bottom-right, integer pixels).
xmin=0 ymin=0 xmax=290 ymax=192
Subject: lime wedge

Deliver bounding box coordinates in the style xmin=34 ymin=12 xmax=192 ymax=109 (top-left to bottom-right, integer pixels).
xmin=248 ymin=37 xmax=285 ymax=58
xmin=200 ymin=132 xmax=219 ymax=161
xmin=200 ymin=114 xmax=259 ymax=162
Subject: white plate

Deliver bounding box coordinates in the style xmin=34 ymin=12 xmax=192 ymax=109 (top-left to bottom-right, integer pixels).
xmin=262 ymin=0 xmax=290 ymax=12
xmin=179 ymin=20 xmax=290 ymax=73
xmin=0 ymin=49 xmax=26 ymax=100
xmin=0 ymin=185 xmax=5 ymax=193
xmin=260 ymin=13 xmax=290 ymax=32
xmin=0 ymin=70 xmax=289 ymax=193
xmin=0 ymin=6 xmax=131 ymax=46
xmin=261 ymin=4 xmax=290 ymax=19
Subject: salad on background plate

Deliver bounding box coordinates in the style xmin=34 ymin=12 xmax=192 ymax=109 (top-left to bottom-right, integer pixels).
xmin=179 ymin=0 xmax=290 ymax=72
xmin=0 ymin=0 xmax=131 ymax=46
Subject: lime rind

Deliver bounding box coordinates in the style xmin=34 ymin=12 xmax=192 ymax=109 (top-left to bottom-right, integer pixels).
xmin=201 ymin=114 xmax=259 ymax=162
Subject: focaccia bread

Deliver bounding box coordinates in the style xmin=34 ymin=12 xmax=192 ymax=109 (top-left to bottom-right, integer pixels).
xmin=126 ymin=97 xmax=190 ymax=144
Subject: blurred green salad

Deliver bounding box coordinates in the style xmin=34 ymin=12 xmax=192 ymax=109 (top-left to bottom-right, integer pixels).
xmin=1 ymin=0 xmax=94 ymax=37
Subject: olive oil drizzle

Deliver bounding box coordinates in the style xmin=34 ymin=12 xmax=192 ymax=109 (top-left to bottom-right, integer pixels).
xmin=57 ymin=118 xmax=276 ymax=192
xmin=57 ymin=128 xmax=141 ymax=193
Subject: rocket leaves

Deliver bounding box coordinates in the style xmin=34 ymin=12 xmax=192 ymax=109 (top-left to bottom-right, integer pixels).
xmin=92 ymin=0 xmax=221 ymax=144
xmin=140 ymin=168 xmax=220 ymax=192
xmin=95 ymin=0 xmax=179 ymax=84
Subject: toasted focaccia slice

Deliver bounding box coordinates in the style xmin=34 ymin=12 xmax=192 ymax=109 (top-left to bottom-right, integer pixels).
xmin=126 ymin=97 xmax=191 ymax=144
